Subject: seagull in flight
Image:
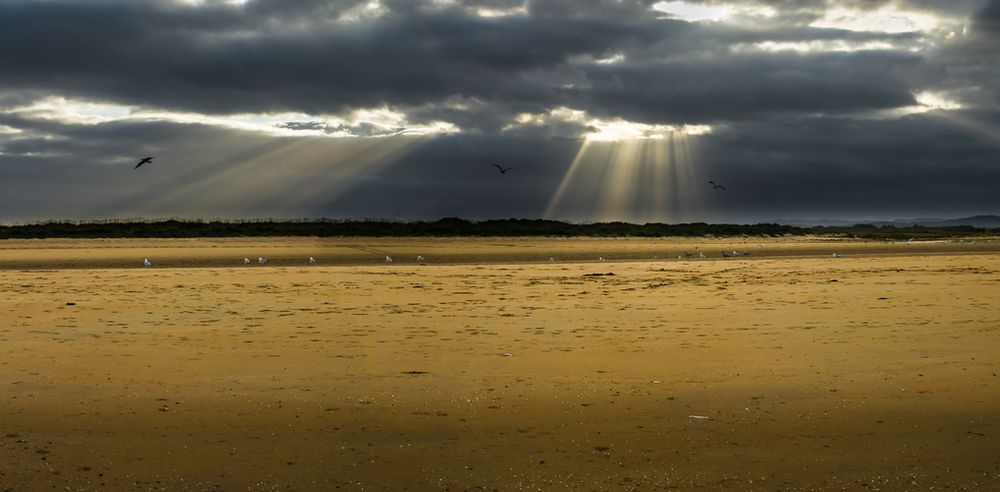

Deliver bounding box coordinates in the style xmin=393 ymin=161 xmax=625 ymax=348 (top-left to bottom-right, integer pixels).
xmin=492 ymin=164 xmax=513 ymax=174
xmin=134 ymin=156 xmax=154 ymax=169
xmin=708 ymin=180 xmax=725 ymax=191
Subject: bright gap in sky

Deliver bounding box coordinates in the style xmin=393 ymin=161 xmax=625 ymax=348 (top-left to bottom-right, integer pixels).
xmin=652 ymin=1 xmax=730 ymax=22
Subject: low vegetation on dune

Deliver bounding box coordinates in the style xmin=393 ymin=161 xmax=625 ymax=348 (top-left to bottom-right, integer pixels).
xmin=0 ymin=218 xmax=994 ymax=240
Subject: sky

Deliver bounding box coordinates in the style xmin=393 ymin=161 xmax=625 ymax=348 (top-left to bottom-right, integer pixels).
xmin=0 ymin=0 xmax=998 ymax=223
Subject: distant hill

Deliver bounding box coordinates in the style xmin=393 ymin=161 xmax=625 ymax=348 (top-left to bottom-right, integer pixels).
xmin=911 ymin=215 xmax=1000 ymax=228
xmin=778 ymin=215 xmax=1000 ymax=229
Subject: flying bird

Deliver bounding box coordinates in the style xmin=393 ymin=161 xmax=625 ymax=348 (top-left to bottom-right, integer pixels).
xmin=491 ymin=164 xmax=513 ymax=174
xmin=134 ymin=156 xmax=154 ymax=169
xmin=709 ymin=180 xmax=725 ymax=191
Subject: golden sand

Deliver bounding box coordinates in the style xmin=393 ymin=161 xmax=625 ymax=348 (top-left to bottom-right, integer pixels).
xmin=1 ymin=237 xmax=999 ymax=490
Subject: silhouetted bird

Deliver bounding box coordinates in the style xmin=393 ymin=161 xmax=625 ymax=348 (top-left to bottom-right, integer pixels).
xmin=134 ymin=156 xmax=154 ymax=169
xmin=709 ymin=180 xmax=725 ymax=191
xmin=492 ymin=164 xmax=513 ymax=174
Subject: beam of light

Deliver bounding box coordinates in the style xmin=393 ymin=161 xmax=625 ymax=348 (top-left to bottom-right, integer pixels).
xmin=543 ymin=140 xmax=593 ymax=219
xmin=269 ymin=135 xmax=427 ymax=213
xmin=117 ymin=136 xmax=321 ymax=216
xmin=925 ymin=110 xmax=1000 ymax=148
xmin=597 ymin=139 xmax=642 ymax=222
xmin=112 ymin=134 xmax=430 ymax=219
xmin=544 ymin=131 xmax=706 ymax=224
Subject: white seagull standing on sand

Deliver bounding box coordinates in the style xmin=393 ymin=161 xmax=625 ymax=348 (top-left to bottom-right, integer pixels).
xmin=143 ymin=258 xmax=151 ymax=267
xmin=244 ymin=257 xmax=251 ymax=264
xmin=416 ymin=255 xmax=425 ymax=263
xmin=385 ymin=255 xmax=393 ymax=263
xmin=309 ymin=257 xmax=317 ymax=264
xmin=258 ymin=257 xmax=268 ymax=264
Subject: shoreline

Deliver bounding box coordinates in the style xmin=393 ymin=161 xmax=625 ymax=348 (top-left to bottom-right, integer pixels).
xmin=0 ymin=236 xmax=997 ymax=270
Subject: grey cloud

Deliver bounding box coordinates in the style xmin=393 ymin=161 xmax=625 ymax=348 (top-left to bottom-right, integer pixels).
xmin=0 ymin=0 xmax=941 ymax=129
xmin=923 ymin=0 xmax=1000 ymax=109
xmin=1 ymin=0 xmax=997 ymax=223
xmin=579 ymin=50 xmax=922 ymax=123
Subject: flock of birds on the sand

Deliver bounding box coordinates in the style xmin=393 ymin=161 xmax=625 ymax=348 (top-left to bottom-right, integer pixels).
xmin=138 ymin=248 xmax=859 ymax=268
xmin=141 ymin=254 xmax=430 ymax=267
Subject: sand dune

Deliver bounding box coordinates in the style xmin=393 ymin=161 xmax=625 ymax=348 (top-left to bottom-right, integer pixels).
xmin=1 ymin=238 xmax=998 ymax=489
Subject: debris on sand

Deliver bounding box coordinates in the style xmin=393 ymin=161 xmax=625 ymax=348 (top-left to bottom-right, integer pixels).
xmin=688 ymin=415 xmax=710 ymax=420
xmin=500 ymin=352 xmax=513 ymax=357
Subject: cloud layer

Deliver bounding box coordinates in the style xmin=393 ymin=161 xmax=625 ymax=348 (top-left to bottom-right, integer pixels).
xmin=1 ymin=0 xmax=998 ymax=222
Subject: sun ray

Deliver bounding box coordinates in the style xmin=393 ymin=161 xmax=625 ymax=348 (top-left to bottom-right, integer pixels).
xmin=544 ymin=127 xmax=710 ymax=223
xmin=275 ymin=135 xmax=427 ymax=213
xmin=543 ymin=140 xmax=592 ymax=219
xmin=598 ymin=140 xmax=644 ymax=222
xmin=109 ymin=133 xmax=429 ymax=219
xmin=926 ymin=111 xmax=1000 ymax=148
xmin=126 ymin=137 xmax=320 ymax=216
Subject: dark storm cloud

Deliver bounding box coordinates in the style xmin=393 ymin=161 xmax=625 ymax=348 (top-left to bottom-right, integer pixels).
xmin=924 ymin=0 xmax=1000 ymax=109
xmin=1 ymin=0 xmax=998 ymax=222
xmin=0 ymin=0 xmax=934 ymax=127
xmin=580 ymin=50 xmax=922 ymax=123
xmin=692 ymin=110 xmax=1000 ymax=220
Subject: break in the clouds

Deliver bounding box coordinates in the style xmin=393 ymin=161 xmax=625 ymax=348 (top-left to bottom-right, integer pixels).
xmin=0 ymin=0 xmax=998 ymax=223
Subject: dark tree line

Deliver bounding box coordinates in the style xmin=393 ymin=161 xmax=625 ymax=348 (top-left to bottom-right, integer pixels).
xmin=0 ymin=218 xmax=993 ymax=239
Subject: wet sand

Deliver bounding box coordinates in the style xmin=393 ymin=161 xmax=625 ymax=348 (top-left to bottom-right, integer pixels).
xmin=1 ymin=238 xmax=999 ymax=490
xmin=0 ymin=235 xmax=997 ymax=269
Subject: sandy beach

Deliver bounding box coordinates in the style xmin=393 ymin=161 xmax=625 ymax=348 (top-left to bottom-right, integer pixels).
xmin=2 ymin=237 xmax=999 ymax=490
